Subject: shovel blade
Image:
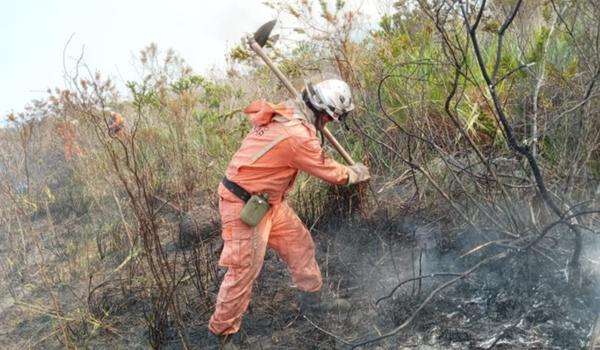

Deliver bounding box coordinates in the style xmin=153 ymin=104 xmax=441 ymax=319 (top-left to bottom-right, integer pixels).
xmin=254 ymin=20 xmax=277 ymax=47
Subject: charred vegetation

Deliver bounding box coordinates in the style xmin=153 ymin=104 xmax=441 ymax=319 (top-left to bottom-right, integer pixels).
xmin=1 ymin=1 xmax=600 ymax=349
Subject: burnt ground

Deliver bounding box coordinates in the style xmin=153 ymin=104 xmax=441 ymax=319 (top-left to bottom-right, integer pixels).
xmin=1 ymin=211 xmax=599 ymax=349
xmin=184 ymin=214 xmax=600 ymax=349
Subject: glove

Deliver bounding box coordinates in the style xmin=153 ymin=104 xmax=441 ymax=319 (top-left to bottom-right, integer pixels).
xmin=347 ymin=162 xmax=371 ymax=185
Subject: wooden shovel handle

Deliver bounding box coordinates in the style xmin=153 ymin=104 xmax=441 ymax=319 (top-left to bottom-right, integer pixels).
xmin=248 ymin=39 xmax=355 ymax=165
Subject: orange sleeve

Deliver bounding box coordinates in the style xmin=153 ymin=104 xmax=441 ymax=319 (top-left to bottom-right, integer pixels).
xmin=288 ymin=135 xmax=349 ymax=185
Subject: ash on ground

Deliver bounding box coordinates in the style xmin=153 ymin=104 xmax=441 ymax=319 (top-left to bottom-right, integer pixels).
xmin=211 ymin=215 xmax=600 ymax=349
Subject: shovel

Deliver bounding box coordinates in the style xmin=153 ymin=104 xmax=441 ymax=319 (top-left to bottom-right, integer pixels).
xmin=247 ymin=20 xmax=356 ymax=166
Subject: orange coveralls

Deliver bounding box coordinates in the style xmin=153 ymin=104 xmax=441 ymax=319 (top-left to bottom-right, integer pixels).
xmin=208 ymin=98 xmax=350 ymax=335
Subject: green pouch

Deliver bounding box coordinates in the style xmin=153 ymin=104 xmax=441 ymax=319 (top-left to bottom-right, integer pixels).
xmin=240 ymin=194 xmax=270 ymax=227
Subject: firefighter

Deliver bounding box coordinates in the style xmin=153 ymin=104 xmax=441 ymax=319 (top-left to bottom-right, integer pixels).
xmin=207 ymin=79 xmax=370 ymax=346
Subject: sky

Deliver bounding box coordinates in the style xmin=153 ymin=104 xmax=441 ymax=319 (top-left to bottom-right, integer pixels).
xmin=0 ymin=0 xmax=279 ymax=115
xmin=0 ymin=0 xmax=387 ymax=117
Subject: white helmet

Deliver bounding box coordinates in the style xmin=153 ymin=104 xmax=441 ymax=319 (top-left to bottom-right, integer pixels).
xmin=304 ymin=79 xmax=355 ymax=121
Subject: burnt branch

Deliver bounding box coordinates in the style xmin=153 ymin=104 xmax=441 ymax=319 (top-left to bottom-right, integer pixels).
xmin=349 ymin=252 xmax=509 ymax=349
xmin=375 ymin=272 xmax=462 ymax=306
xmin=459 ymin=1 xmax=586 ymax=280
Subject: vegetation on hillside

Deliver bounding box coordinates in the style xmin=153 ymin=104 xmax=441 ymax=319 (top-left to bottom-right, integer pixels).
xmin=1 ymin=1 xmax=600 ymax=348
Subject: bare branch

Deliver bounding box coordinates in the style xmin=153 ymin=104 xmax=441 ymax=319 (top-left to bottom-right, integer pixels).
xmin=349 ymin=252 xmax=509 ymax=349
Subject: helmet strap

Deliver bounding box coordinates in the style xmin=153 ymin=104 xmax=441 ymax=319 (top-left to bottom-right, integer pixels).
xmin=302 ymin=87 xmax=327 ymax=146
xmin=302 ymin=90 xmax=320 ymax=116
xmin=319 ymin=128 xmax=325 ymax=147
xmin=342 ymin=118 xmax=350 ymax=131
xmin=315 ymin=113 xmax=325 ymax=146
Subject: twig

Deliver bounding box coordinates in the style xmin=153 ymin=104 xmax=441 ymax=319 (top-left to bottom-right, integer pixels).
xmin=303 ymin=315 xmax=352 ymax=346
xmin=460 ymin=240 xmax=512 ymax=258
xmin=352 ymin=252 xmax=508 ymax=349
xmin=375 ymin=273 xmax=462 ymax=306
xmin=484 ymin=316 xmax=523 ymax=350
xmin=522 ymin=209 xmax=600 ymax=250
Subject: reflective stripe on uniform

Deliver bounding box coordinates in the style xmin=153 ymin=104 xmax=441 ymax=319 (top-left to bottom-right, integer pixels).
xmin=249 ymin=134 xmax=288 ymax=164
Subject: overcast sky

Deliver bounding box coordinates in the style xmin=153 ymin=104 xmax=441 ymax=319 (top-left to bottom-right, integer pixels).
xmin=0 ymin=0 xmax=386 ymax=116
xmin=0 ymin=0 xmax=280 ymax=115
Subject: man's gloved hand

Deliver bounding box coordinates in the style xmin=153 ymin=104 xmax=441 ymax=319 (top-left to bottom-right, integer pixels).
xmin=347 ymin=162 xmax=371 ymax=184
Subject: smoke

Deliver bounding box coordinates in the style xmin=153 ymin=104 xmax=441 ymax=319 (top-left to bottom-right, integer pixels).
xmin=318 ymin=215 xmax=465 ymax=305
xmin=582 ymin=231 xmax=600 ymax=299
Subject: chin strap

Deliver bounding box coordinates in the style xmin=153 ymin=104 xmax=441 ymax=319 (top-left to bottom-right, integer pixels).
xmin=303 ymin=90 xmax=327 ymax=146
xmin=315 ymin=114 xmax=325 ymax=147
xmin=342 ymin=119 xmax=350 ymax=131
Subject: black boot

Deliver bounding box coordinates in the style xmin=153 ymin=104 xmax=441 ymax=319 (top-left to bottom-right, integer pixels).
xmin=204 ymin=330 xmax=222 ymax=350
xmin=298 ymin=291 xmax=322 ymax=314
xmin=204 ymin=329 xmax=243 ymax=349
xmin=298 ymin=291 xmax=351 ymax=317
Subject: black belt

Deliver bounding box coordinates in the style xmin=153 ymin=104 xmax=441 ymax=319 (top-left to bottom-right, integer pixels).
xmin=222 ymin=177 xmax=251 ymax=202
